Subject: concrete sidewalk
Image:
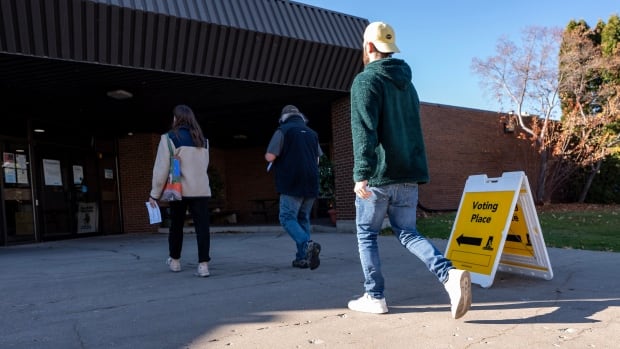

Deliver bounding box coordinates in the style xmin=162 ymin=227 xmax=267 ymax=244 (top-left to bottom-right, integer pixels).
xmin=0 ymin=229 xmax=618 ymax=349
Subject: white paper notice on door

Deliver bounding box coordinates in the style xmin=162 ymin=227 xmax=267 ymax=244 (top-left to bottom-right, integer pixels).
xmin=43 ymin=159 xmax=62 ymax=186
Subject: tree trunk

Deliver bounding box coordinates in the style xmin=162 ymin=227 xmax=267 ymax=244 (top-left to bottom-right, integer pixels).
xmin=536 ymin=148 xmax=549 ymax=204
xmin=578 ymin=159 xmax=603 ymax=203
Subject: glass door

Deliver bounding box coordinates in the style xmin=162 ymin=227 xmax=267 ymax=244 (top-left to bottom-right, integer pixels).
xmin=1 ymin=141 xmax=36 ymax=244
xmin=34 ymin=142 xmax=105 ymax=239
xmin=35 ymin=145 xmax=87 ymax=238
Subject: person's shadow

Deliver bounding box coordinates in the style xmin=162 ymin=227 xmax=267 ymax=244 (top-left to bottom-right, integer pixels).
xmin=380 ymin=245 xmax=620 ymax=325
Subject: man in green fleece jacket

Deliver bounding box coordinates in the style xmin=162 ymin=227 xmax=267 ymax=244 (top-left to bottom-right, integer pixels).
xmin=347 ymin=21 xmax=472 ymax=319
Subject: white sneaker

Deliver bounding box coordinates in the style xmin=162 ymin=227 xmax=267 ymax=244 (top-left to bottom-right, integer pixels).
xmin=347 ymin=293 xmax=388 ymax=314
xmin=444 ymin=269 xmax=472 ymax=319
xmin=197 ymin=262 xmax=210 ymax=277
xmin=167 ymin=257 xmax=181 ymax=272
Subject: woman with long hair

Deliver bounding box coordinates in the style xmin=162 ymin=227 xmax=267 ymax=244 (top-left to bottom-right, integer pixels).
xmin=149 ymin=104 xmax=212 ymax=277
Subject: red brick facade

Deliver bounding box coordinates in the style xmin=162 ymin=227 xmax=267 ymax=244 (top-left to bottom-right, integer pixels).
xmin=330 ymin=98 xmax=539 ymax=230
xmin=331 ymin=97 xmax=356 ymax=222
xmin=420 ymin=103 xmax=539 ymax=211
xmin=118 ymin=135 xmax=280 ymax=233
xmin=118 ymin=102 xmax=539 ymax=233
xmin=118 ymin=133 xmax=160 ymax=233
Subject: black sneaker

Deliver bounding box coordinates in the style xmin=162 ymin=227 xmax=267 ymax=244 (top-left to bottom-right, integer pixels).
xmin=306 ymin=241 xmax=321 ymax=270
xmin=292 ymin=259 xmax=309 ymax=269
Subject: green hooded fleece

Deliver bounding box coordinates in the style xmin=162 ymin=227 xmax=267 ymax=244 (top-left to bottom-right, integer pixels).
xmin=350 ymin=57 xmax=429 ymax=186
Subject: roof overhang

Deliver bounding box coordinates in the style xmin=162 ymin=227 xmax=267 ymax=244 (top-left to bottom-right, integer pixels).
xmin=0 ymin=0 xmax=368 ymax=147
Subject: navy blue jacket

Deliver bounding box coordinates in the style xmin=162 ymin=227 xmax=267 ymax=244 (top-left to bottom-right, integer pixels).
xmin=273 ymin=118 xmax=320 ymax=197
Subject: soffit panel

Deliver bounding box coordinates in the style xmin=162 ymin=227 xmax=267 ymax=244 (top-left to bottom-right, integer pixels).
xmin=0 ymin=0 xmax=367 ymax=91
xmin=0 ymin=0 xmax=365 ymax=147
xmin=0 ymin=52 xmax=344 ymax=148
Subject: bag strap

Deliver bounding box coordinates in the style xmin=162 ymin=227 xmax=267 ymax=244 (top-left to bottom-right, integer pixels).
xmin=165 ymin=134 xmax=174 ymax=157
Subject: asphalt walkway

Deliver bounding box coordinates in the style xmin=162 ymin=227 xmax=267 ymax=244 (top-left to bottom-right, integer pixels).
xmin=1 ymin=227 xmax=618 ymax=348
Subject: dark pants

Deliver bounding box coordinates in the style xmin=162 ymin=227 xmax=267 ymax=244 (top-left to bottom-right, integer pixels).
xmin=168 ymin=197 xmax=211 ymax=263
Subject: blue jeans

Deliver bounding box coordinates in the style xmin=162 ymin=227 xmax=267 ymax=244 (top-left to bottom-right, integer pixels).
xmin=279 ymin=194 xmax=316 ymax=260
xmin=355 ymin=183 xmax=453 ymax=299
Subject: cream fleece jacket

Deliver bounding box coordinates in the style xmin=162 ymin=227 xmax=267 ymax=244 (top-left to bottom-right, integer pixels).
xmin=150 ymin=134 xmax=211 ymax=199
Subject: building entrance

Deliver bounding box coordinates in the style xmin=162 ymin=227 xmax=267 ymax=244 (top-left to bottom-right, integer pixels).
xmin=0 ymin=136 xmax=122 ymax=245
xmin=35 ymin=144 xmax=96 ymax=238
xmin=1 ymin=140 xmax=35 ymax=244
xmin=34 ymin=142 xmax=121 ymax=240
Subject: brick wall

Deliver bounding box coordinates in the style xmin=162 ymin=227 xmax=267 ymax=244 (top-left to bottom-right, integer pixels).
xmin=420 ymin=103 xmax=539 ymax=210
xmin=118 ymin=135 xmax=280 ymax=233
xmin=118 ymin=133 xmax=160 ymax=233
xmin=219 ymin=147 xmax=279 ymax=223
xmin=332 ymin=97 xmax=356 ymax=223
xmin=118 ymin=103 xmax=539 ymax=234
xmin=330 ymin=99 xmax=540 ymax=231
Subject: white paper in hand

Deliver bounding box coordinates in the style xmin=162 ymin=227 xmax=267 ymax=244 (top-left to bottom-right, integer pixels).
xmin=146 ymin=201 xmax=162 ymax=224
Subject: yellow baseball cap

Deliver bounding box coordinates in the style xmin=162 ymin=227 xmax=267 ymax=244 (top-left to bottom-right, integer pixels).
xmin=363 ymin=21 xmax=400 ymax=53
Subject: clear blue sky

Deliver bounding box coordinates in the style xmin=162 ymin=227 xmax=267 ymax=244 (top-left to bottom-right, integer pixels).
xmin=297 ymin=0 xmax=619 ymax=112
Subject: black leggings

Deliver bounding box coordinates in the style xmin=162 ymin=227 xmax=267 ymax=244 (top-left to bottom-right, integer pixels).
xmin=168 ymin=197 xmax=211 ymax=262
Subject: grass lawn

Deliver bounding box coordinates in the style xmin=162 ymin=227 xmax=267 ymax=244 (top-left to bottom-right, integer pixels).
xmin=412 ymin=204 xmax=620 ymax=252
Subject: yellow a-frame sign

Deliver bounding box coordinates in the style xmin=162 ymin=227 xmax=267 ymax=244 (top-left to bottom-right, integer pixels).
xmin=444 ymin=171 xmax=553 ymax=288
